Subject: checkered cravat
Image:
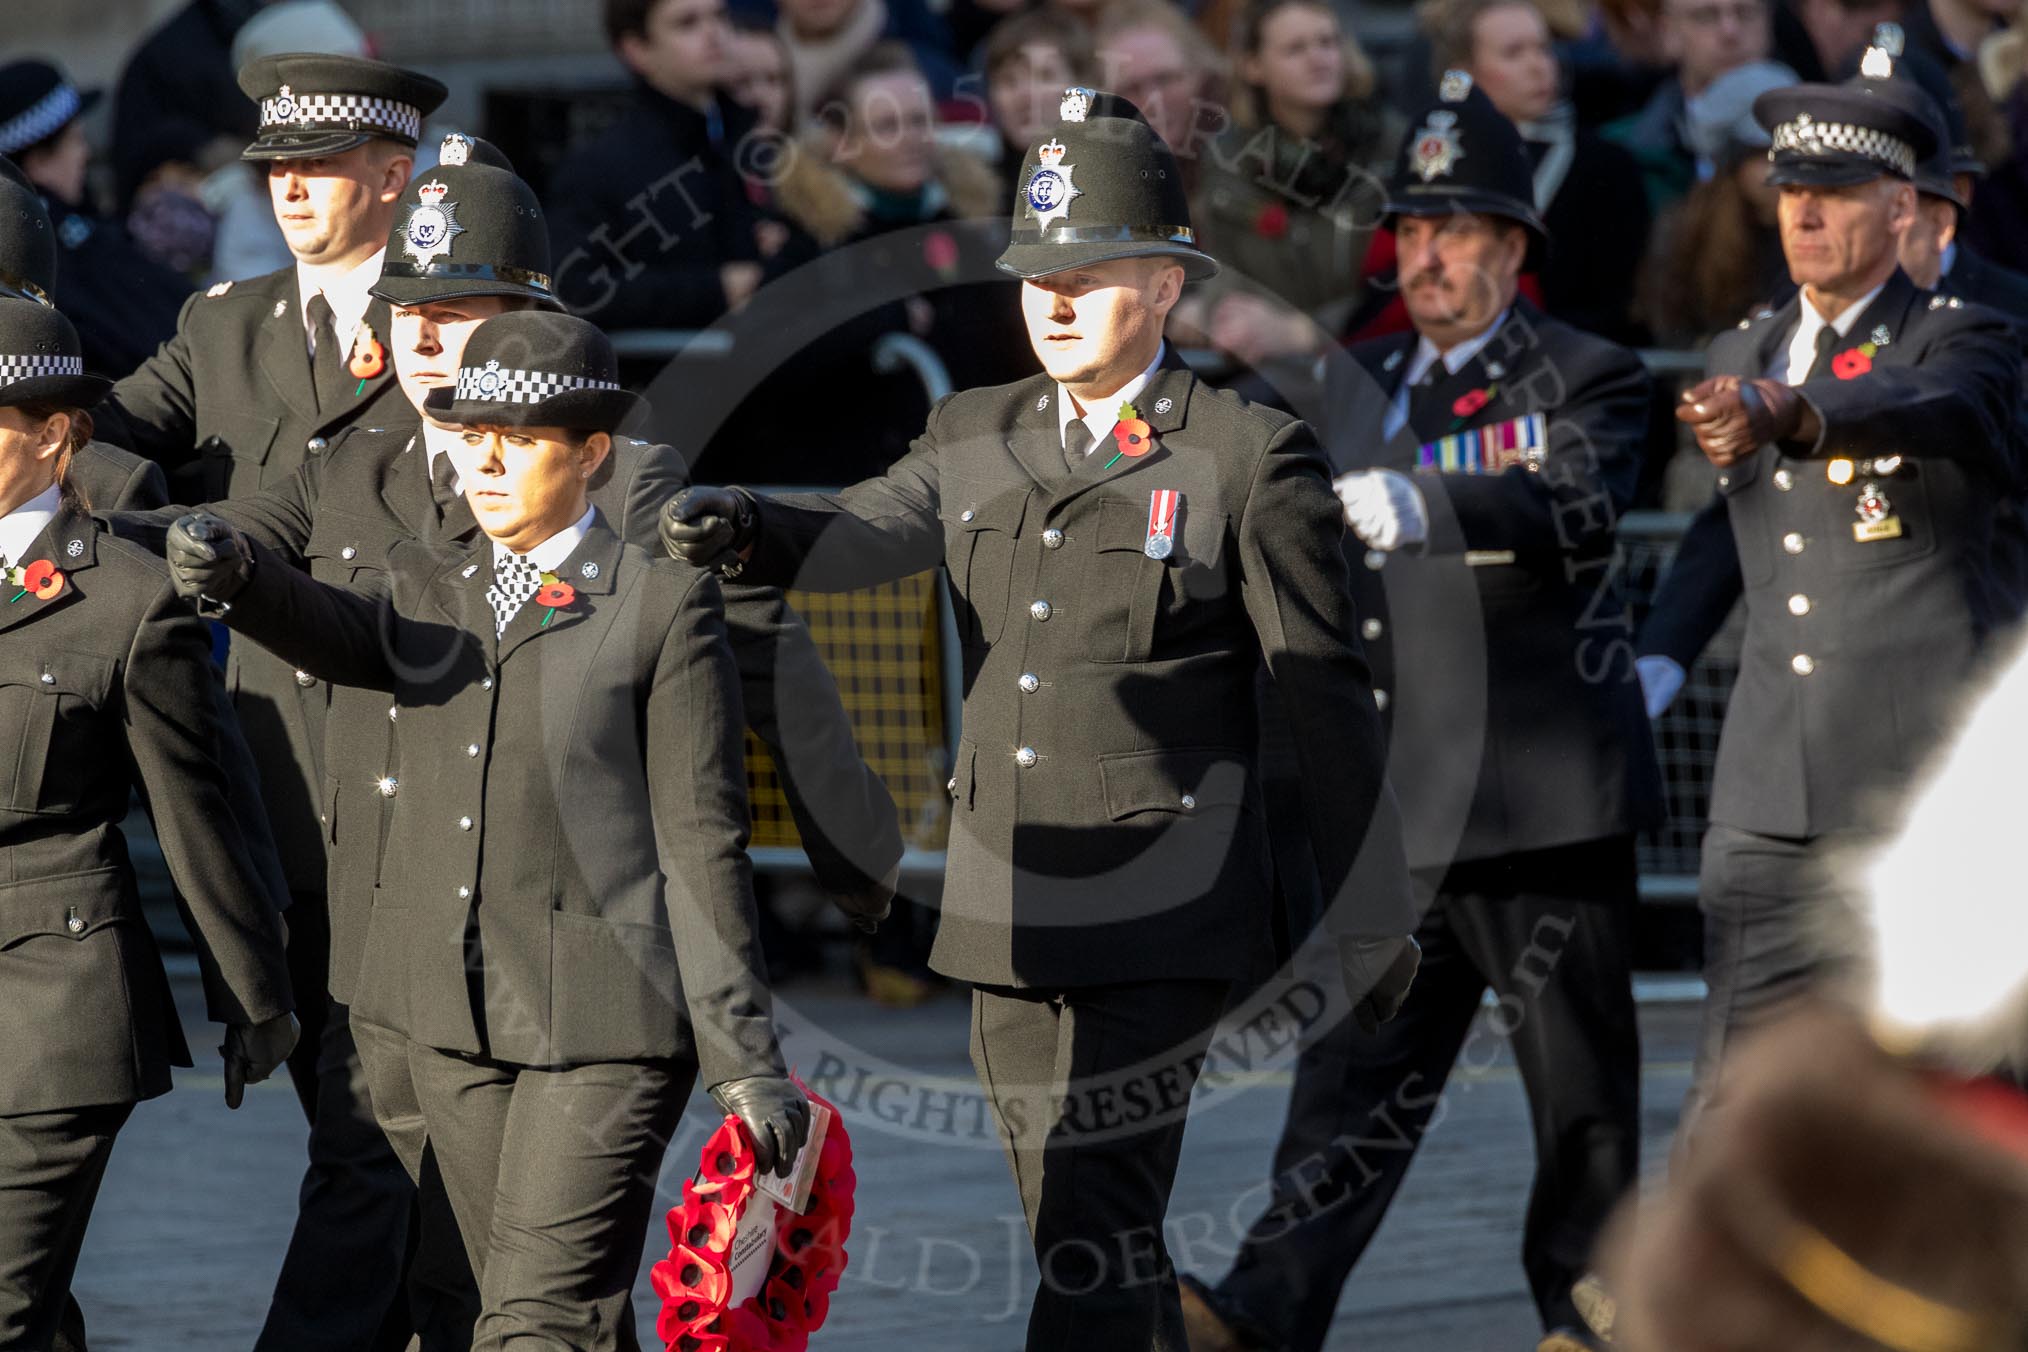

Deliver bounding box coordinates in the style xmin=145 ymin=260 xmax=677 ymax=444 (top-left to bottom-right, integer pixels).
xmin=486 ymin=551 xmax=541 ymax=636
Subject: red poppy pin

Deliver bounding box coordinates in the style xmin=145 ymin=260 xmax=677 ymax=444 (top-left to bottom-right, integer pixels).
xmin=1102 ymin=401 xmax=1155 ymax=469
xmin=1831 ymin=344 xmax=1876 ymax=379
xmin=1255 ymin=201 xmax=1290 ymax=240
xmin=349 ymin=323 xmax=386 ymax=384
xmin=534 ymin=573 xmax=577 ymax=627
xmin=1452 ymin=386 xmax=1494 ymax=418
xmin=6 ymin=558 xmax=64 ymax=603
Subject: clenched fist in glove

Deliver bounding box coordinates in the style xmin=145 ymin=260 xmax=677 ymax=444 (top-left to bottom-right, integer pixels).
xmin=1342 ymin=934 xmax=1421 ymax=1033
xmin=166 ymin=512 xmax=255 ymax=607
xmin=1333 ymin=469 xmax=1429 ymax=551
xmin=222 ymin=1012 xmax=298 ymax=1109
xmin=711 ymin=1074 xmax=812 ymax=1178
xmin=1676 ymin=376 xmax=1821 ymax=467
xmin=660 ymin=486 xmax=758 ymax=572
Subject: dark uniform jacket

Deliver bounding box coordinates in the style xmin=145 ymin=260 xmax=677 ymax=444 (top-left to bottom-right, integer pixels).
xmin=0 ymin=503 xmax=291 ymax=1116
xmin=42 ymin=189 xmax=193 ymax=378
xmin=108 ymin=422 xmax=900 ymax=1002
xmin=1642 ymin=270 xmax=2019 ymax=837
xmin=732 ymin=356 xmax=1417 ymax=989
xmin=219 ymin=515 xmax=781 ymax=1086
xmin=1320 ymin=302 xmax=1662 ymax=870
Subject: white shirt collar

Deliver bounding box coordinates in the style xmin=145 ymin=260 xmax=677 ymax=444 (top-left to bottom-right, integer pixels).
xmin=1403 ymin=308 xmax=1511 ymax=388
xmin=1940 ymin=242 xmax=1960 ymax=279
xmin=296 ymin=246 xmax=385 ymax=357
xmin=0 ymin=483 xmax=60 ymax=568
xmin=494 ymin=504 xmax=596 ymax=575
xmin=1055 ymin=343 xmax=1167 ymax=456
xmin=1785 ymin=281 xmax=1886 ymax=385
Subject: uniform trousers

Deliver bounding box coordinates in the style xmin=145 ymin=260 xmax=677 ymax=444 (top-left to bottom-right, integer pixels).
xmin=256 ymin=894 xmax=420 ymax=1352
xmin=1682 ymin=824 xmax=1862 ymax=1150
xmin=969 ymin=978 xmax=1231 ymax=1352
xmin=0 ymin=1104 xmax=130 ymax=1352
xmin=359 ymin=1018 xmax=689 ymax=1352
xmin=1207 ymin=838 xmax=1641 ymax=1349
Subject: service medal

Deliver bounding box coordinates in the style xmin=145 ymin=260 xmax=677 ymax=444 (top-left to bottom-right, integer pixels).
xmin=1145 ymin=488 xmax=1180 ymax=560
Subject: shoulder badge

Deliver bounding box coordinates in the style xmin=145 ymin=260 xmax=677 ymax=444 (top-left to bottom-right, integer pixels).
xmin=402 ymin=180 xmax=463 ymax=266
xmin=206 ymin=280 xmax=234 ymax=298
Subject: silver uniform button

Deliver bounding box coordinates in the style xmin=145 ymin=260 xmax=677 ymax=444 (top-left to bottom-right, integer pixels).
xmin=1018 ymin=673 xmax=1040 ymax=693
xmin=1364 ymin=549 xmax=1386 ymax=571
xmin=466 ymin=743 xmax=480 ymax=758
xmin=1373 ymin=688 xmax=1390 ymax=711
xmin=456 ymin=885 xmax=471 ymax=900
xmin=65 ymin=914 xmax=85 ymax=935
xmin=457 ymin=816 xmax=473 ymax=831
xmin=306 ymin=436 xmax=328 ymax=452
xmin=481 ymin=677 xmax=494 ymax=691
xmin=960 ymin=509 xmax=975 ymax=522
xmin=1717 ymin=474 xmax=1730 ymax=489
xmin=1029 ymin=600 xmax=1051 ymax=622
xmin=1788 ymin=594 xmax=1811 ymax=616
xmin=1791 ymin=654 xmax=1816 ymax=675
xmin=1782 ymin=532 xmax=1805 ymax=554
xmin=294 ymin=669 xmax=315 ymax=687
xmin=341 ymin=545 xmax=357 ymax=560
xmin=1180 ymin=794 xmax=1196 ymax=811
xmin=38 ymin=672 xmax=54 ymax=685
xmin=1042 ymin=528 xmax=1064 ymax=549
xmin=388 ymin=705 xmax=398 ymax=721
xmin=947 ymin=776 xmax=958 ymax=796
xmin=1015 ymin=746 xmax=1038 ymax=768
xmin=1361 ymin=618 xmax=1384 ymax=640
xmin=1773 ymin=469 xmax=1794 ymax=491
xmin=376 ymin=776 xmax=398 ymax=798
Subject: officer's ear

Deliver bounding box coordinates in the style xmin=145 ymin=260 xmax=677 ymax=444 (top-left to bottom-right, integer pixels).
xmin=1884 ymin=179 xmax=1920 ymax=237
xmin=373 ymin=141 xmax=416 ymax=203
xmin=1144 ymin=260 xmax=1187 ymax=318
xmin=577 ymin=431 xmax=613 ymax=482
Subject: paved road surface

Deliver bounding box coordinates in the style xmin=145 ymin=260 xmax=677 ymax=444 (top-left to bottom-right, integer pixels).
xmin=69 ymin=954 xmax=1696 ymax=1350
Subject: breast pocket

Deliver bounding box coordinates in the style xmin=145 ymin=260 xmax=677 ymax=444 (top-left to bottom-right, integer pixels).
xmin=941 ymin=481 xmax=1027 ymax=646
xmin=1829 ymin=464 xmax=1937 ymax=573
xmin=197 ymin=413 xmax=280 ymax=496
xmin=1084 ymin=497 xmax=1228 ymax=663
xmin=0 ymin=651 xmax=117 ymax=814
xmin=305 ymin=512 xmax=405 ymax=586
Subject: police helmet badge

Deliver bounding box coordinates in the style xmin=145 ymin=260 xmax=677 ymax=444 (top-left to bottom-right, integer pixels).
xmin=1060 ymin=87 xmax=1093 ymax=124
xmin=1026 ymin=138 xmax=1082 ymax=231
xmin=439 ymin=132 xmax=473 ymax=167
xmin=402 ymin=178 xmax=463 ymax=267
xmin=1410 ymin=111 xmax=1464 ymax=182
xmin=476 ymin=357 xmax=503 ymax=397
xmin=272 ymin=83 xmax=298 ymax=122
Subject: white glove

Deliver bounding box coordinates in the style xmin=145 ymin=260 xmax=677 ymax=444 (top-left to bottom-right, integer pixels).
xmin=1333 ymin=469 xmax=1429 ymax=551
xmin=1636 ymin=654 xmax=1686 ymax=720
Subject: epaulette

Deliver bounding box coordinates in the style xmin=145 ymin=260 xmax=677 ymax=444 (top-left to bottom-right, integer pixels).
xmin=1736 ymin=306 xmax=1777 ymax=331
xmin=206 ymin=280 xmax=234 ymax=298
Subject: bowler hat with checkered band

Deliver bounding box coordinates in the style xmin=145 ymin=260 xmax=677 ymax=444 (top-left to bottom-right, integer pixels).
xmin=0 ymin=156 xmax=55 ymax=307
xmin=422 ymin=310 xmax=642 ymax=433
xmin=996 ymin=86 xmax=1219 ymax=282
xmin=1754 ymin=67 xmax=1939 ymax=189
xmin=237 ymin=53 xmax=447 ymax=161
xmin=1385 ymin=71 xmax=1548 ymax=265
xmin=0 ymin=60 xmax=101 ymax=160
xmin=0 ymin=296 xmax=108 ymax=408
xmin=371 ymin=133 xmax=560 ymax=309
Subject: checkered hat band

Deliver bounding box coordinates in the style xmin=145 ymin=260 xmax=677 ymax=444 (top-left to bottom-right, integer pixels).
xmin=1771 ymin=117 xmax=1915 ymax=177
xmin=0 ymin=353 xmax=83 ymax=381
xmin=260 ymin=92 xmax=422 ymax=142
xmin=454 ymin=367 xmax=621 ymax=403
xmin=0 ymin=83 xmax=80 ymax=157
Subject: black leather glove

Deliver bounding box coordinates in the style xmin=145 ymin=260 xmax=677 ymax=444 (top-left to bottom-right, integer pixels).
xmin=1678 ymin=377 xmax=1817 ymax=466
xmin=221 ymin=1012 xmax=298 ymax=1109
xmin=661 ymin=487 xmax=757 ymax=572
xmin=710 ymin=1074 xmax=810 ymax=1178
xmin=1344 ymin=935 xmax=1421 ymax=1034
xmin=837 ymin=862 xmax=899 ymax=934
xmin=167 ymin=512 xmax=256 ymax=607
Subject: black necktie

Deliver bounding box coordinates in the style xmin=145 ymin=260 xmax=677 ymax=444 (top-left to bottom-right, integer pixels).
xmin=307 ymin=293 xmax=343 ymax=413
xmin=429 ymin=454 xmax=460 ymax=513
xmin=1062 ymin=419 xmax=1096 ymax=474
xmin=1406 ymin=365 xmax=1450 ymax=438
xmin=1802 ymin=323 xmax=1841 ymax=384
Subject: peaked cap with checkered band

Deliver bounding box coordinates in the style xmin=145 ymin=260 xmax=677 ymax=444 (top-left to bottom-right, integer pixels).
xmin=422 ymin=309 xmax=642 ymax=432
xmin=238 ymin=53 xmax=447 ymax=161
xmin=1754 ymin=65 xmax=1939 ymax=188
xmin=0 ymin=295 xmax=107 ymax=408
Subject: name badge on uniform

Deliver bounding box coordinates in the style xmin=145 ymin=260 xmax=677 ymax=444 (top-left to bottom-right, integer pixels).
xmin=1853 ymin=480 xmax=1903 ymax=541
xmin=1415 ymin=413 xmax=1548 ymax=475
xmin=1145 ymin=489 xmax=1180 ymax=559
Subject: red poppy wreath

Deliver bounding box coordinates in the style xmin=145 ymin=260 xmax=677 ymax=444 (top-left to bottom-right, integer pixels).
xmin=653 ymin=1087 xmax=856 ymax=1352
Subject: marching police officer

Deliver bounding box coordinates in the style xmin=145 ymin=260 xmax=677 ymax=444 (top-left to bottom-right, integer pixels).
xmin=166 ymin=310 xmax=808 ymax=1351
xmin=664 ymin=87 xmax=1421 ymax=1351
xmin=1181 ymin=72 xmax=1659 ymax=1352
xmin=95 ymin=51 xmax=446 ymax=1352
xmin=1648 ymin=68 xmax=2018 ymax=1146
xmin=0 ymin=298 xmax=294 ymax=1352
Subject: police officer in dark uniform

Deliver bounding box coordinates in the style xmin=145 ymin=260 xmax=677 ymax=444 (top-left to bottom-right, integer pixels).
xmin=1650 ymin=71 xmax=2017 ymax=1144
xmin=166 ymin=310 xmax=808 ymax=1351
xmin=94 ymin=52 xmax=446 ymax=1352
xmin=0 ymin=297 xmax=294 ymax=1352
xmin=0 ymin=61 xmax=190 ymax=377
xmin=1179 ymin=71 xmax=1659 ymax=1352
xmin=663 ymin=87 xmax=1422 ymax=1352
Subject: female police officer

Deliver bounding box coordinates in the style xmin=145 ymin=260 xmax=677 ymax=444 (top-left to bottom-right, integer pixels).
xmin=0 ymin=297 xmax=295 ymax=1350
xmin=164 ymin=309 xmax=806 ymax=1352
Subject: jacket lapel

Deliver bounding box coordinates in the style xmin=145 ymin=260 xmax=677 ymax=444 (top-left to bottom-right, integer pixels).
xmin=1842 ymin=268 xmax=1918 ymax=362
xmin=378 ymin=429 xmax=445 ymax=539
xmin=496 ymin=516 xmax=624 ymax=664
xmin=1048 ymin=359 xmax=1196 ymax=516
xmin=420 ymin=537 xmax=496 ymax=661
xmin=0 ymin=504 xmax=97 ymax=637
xmin=314 ymin=295 xmax=398 ymax=434
xmin=255 ymin=277 xmax=323 ymax=428
xmin=1003 ymin=376 xmax=1072 ymax=491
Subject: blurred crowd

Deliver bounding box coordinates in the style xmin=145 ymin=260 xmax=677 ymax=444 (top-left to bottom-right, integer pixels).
xmin=19 ymin=0 xmax=2028 ymax=489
